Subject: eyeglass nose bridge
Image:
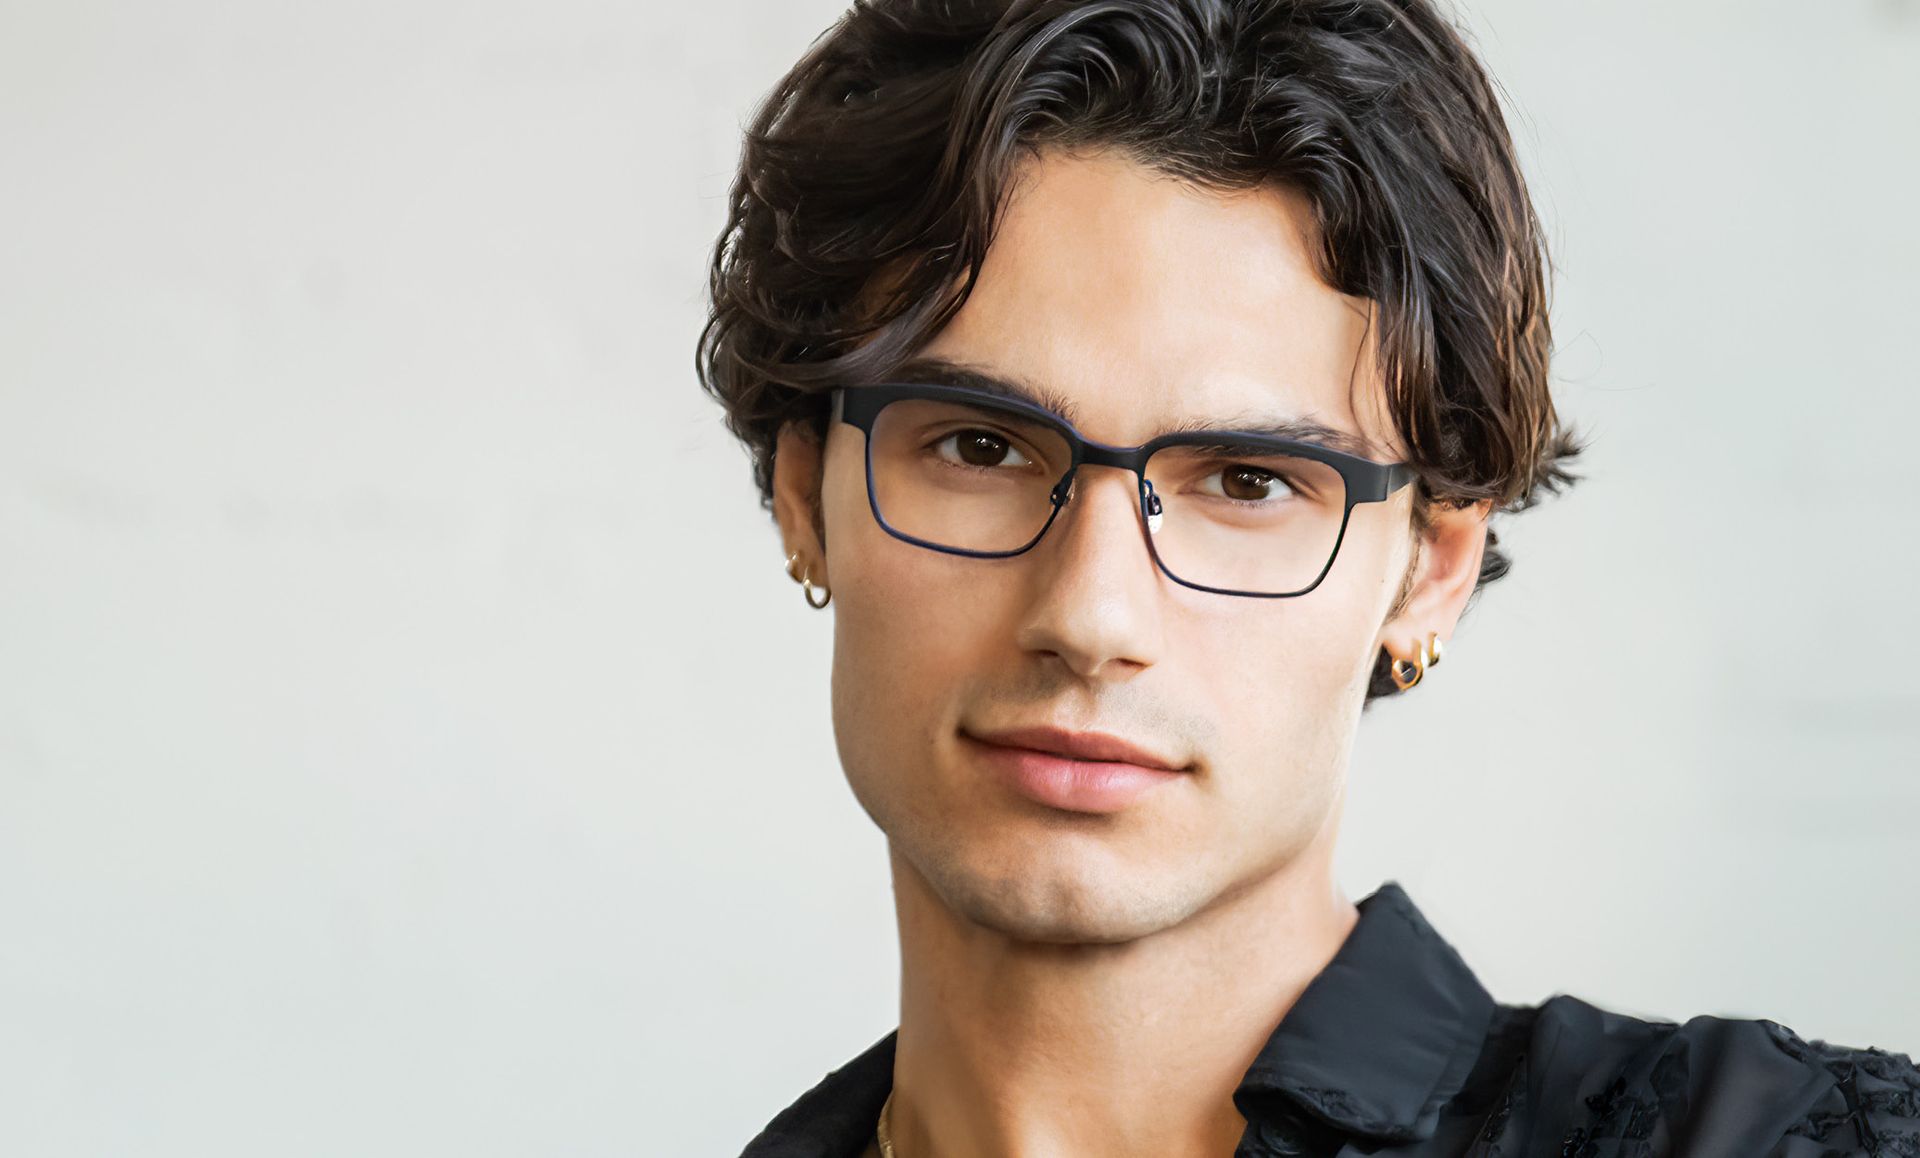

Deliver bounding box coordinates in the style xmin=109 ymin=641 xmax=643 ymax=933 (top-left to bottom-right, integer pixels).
xmin=1044 ymin=443 xmax=1165 ymax=539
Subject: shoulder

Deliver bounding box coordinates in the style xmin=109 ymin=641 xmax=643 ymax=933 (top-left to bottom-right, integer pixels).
xmin=1756 ymin=1017 xmax=1920 ymax=1156
xmin=1469 ymin=995 xmax=1919 ymax=1156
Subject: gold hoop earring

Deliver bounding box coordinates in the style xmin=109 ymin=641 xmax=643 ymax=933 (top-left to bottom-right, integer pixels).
xmin=1426 ymin=631 xmax=1443 ymax=668
xmin=785 ymin=551 xmax=831 ymax=609
xmin=1390 ymin=634 xmax=1433 ymax=692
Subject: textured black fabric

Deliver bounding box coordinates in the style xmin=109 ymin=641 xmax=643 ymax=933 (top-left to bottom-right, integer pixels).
xmin=738 ymin=881 xmax=1919 ymax=1157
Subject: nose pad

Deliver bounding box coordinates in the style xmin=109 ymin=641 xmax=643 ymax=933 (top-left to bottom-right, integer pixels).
xmin=1050 ymin=472 xmax=1076 ymax=508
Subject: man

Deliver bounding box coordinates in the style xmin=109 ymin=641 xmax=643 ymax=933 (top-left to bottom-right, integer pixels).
xmin=697 ymin=1 xmax=1919 ymax=1155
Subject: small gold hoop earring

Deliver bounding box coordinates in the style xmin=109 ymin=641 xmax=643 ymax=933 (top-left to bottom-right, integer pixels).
xmin=1390 ymin=633 xmax=1446 ymax=691
xmin=1390 ymin=635 xmax=1431 ymax=692
xmin=785 ymin=552 xmax=831 ymax=609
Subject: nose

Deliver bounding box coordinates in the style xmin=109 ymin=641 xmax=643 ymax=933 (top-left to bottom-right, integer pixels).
xmin=1011 ymin=464 xmax=1166 ymax=680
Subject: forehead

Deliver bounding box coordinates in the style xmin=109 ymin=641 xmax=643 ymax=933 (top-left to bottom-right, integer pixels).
xmin=911 ymin=146 xmax=1397 ymax=457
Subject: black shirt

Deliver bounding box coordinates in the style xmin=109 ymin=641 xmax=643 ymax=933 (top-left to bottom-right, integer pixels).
xmin=738 ymin=880 xmax=1919 ymax=1156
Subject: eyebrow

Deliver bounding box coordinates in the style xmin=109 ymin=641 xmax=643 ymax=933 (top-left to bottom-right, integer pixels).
xmin=887 ymin=356 xmax=1385 ymax=459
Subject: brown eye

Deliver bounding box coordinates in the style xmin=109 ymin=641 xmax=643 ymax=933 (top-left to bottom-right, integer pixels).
xmin=935 ymin=429 xmax=1032 ymax=470
xmin=1218 ymin=465 xmax=1294 ymax=502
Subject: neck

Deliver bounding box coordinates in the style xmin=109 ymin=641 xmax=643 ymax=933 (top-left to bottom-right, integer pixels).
xmin=884 ymin=838 xmax=1358 ymax=1158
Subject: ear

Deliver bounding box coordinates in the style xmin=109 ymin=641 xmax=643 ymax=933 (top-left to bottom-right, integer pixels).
xmin=771 ymin=420 xmax=830 ymax=588
xmin=1373 ymin=499 xmax=1492 ymax=664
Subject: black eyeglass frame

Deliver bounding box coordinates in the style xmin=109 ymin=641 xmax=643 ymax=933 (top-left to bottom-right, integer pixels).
xmin=831 ymin=382 xmax=1418 ymax=599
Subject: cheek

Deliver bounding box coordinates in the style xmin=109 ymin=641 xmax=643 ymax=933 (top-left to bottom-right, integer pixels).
xmin=1185 ymin=500 xmax=1406 ymax=695
xmin=1181 ymin=590 xmax=1372 ymax=740
xmin=1184 ymin=594 xmax=1373 ymax=848
xmin=820 ymin=443 xmax=1005 ymax=795
xmin=1165 ymin=537 xmax=1392 ymax=794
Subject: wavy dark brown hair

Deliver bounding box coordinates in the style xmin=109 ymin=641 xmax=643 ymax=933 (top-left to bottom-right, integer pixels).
xmin=697 ymin=0 xmax=1584 ymax=700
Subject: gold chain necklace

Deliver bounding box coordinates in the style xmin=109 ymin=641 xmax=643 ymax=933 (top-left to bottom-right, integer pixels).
xmin=875 ymin=1089 xmax=898 ymax=1158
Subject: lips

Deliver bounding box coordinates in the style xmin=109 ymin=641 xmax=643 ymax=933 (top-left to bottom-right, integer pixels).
xmin=961 ymin=725 xmax=1191 ymax=814
xmin=962 ymin=724 xmax=1189 ymax=772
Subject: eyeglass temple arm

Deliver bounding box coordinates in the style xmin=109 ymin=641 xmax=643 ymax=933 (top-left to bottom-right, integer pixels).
xmin=1353 ymin=462 xmax=1419 ymax=503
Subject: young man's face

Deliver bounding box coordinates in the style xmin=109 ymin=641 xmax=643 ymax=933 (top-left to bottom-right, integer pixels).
xmin=774 ymin=146 xmax=1485 ymax=944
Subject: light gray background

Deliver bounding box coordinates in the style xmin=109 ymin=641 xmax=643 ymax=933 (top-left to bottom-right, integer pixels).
xmin=1 ymin=0 xmax=1915 ymax=1154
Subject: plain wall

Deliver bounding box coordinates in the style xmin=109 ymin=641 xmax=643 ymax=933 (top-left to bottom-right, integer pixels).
xmin=1 ymin=0 xmax=1915 ymax=1154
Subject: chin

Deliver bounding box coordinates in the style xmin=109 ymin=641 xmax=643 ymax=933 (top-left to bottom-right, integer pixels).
xmin=912 ymin=834 xmax=1218 ymax=946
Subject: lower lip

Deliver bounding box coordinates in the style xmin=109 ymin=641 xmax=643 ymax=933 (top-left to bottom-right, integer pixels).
xmin=963 ymin=734 xmax=1187 ymax=814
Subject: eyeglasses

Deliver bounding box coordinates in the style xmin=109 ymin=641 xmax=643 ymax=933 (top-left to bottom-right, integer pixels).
xmin=831 ymin=382 xmax=1417 ymax=598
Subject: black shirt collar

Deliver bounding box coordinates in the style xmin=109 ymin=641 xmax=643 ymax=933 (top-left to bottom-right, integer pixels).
xmin=1232 ymin=880 xmax=1496 ymax=1142
xmin=740 ymin=880 xmax=1495 ymax=1156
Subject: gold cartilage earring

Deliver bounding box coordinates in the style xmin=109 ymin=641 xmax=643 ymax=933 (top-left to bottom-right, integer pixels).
xmin=785 ymin=551 xmax=831 ymax=609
